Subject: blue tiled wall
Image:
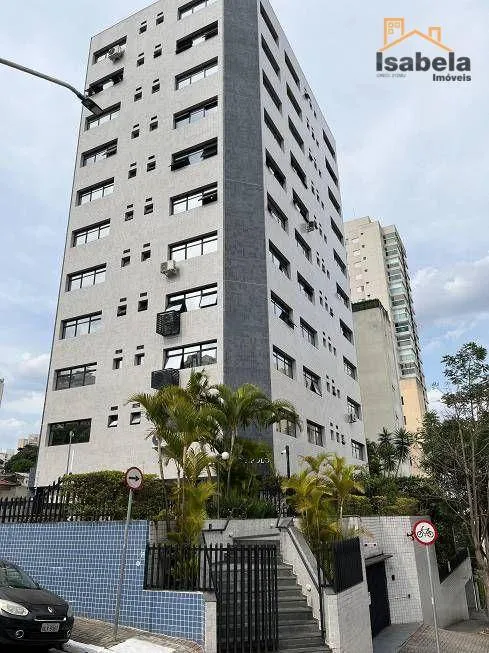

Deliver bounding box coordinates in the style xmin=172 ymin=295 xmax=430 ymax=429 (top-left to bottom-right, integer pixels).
xmin=0 ymin=521 xmax=204 ymax=643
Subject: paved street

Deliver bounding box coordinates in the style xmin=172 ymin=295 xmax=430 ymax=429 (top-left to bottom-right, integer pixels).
xmin=400 ymin=624 xmax=489 ymax=652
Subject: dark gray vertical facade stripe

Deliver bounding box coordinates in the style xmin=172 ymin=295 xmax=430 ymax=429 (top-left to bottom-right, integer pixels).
xmin=223 ymin=0 xmax=272 ymax=444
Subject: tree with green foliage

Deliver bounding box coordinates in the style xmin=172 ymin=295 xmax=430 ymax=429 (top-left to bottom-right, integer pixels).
xmin=4 ymin=444 xmax=38 ymax=473
xmin=420 ymin=342 xmax=489 ymax=610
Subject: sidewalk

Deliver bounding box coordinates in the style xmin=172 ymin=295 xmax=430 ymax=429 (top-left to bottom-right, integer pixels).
xmin=400 ymin=623 xmax=489 ymax=652
xmin=64 ymin=617 xmax=203 ymax=653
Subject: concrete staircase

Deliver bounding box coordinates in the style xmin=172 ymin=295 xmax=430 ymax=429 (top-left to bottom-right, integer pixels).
xmin=233 ymin=537 xmax=331 ymax=653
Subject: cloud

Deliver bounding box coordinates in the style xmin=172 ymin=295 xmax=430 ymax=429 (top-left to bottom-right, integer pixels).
xmin=3 ymin=392 xmax=44 ymax=416
xmin=412 ymin=255 xmax=489 ymax=329
xmin=427 ymin=388 xmax=445 ymax=416
xmin=0 ymin=418 xmax=28 ymax=432
xmin=18 ymin=353 xmax=50 ymax=380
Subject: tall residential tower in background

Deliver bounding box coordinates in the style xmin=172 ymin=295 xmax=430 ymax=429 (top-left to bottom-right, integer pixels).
xmin=35 ymin=0 xmax=366 ymax=485
xmin=345 ymin=217 xmax=426 ymax=463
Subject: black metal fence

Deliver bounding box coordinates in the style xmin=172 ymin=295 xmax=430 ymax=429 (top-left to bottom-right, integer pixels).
xmin=438 ymin=549 xmax=468 ymax=583
xmin=145 ymin=543 xmax=279 ymax=653
xmin=315 ymin=537 xmax=363 ymax=593
xmin=0 ymin=482 xmax=117 ymax=524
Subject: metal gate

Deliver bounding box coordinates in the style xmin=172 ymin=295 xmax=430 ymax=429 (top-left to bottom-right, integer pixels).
xmin=145 ymin=543 xmax=279 ymax=652
xmin=366 ymin=560 xmax=391 ymax=637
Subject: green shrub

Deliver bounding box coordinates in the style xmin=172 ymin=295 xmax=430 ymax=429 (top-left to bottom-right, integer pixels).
xmin=61 ymin=470 xmax=171 ymax=521
xmin=344 ymin=495 xmax=372 ymax=516
xmin=384 ymin=497 xmax=420 ymax=516
xmin=209 ymin=490 xmax=277 ymax=519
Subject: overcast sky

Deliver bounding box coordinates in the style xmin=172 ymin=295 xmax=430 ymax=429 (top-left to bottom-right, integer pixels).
xmin=1 ymin=0 xmax=487 ymax=450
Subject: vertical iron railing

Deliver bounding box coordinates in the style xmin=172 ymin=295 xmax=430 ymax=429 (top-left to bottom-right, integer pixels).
xmin=315 ymin=537 xmax=363 ymax=593
xmin=144 ymin=543 xmax=278 ymax=653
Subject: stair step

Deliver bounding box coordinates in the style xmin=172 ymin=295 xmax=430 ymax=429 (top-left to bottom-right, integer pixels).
xmin=279 ymin=636 xmax=325 ymax=650
xmin=277 ymin=648 xmax=330 ymax=653
xmin=278 ymin=623 xmax=321 ymax=636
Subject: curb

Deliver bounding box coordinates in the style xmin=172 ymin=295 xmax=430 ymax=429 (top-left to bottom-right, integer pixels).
xmin=63 ymin=640 xmax=109 ymax=653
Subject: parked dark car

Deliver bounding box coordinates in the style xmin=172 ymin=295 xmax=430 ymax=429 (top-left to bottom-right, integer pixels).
xmin=0 ymin=560 xmax=74 ymax=649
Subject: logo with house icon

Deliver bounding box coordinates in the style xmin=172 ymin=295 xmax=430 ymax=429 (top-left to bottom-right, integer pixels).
xmin=376 ymin=18 xmax=471 ymax=82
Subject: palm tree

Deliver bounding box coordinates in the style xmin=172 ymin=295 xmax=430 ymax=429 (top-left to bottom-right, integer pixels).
xmin=323 ymin=455 xmax=364 ymax=522
xmin=377 ymin=427 xmax=397 ymax=476
xmin=208 ymin=383 xmax=299 ymax=493
xmin=393 ymin=427 xmax=414 ymax=476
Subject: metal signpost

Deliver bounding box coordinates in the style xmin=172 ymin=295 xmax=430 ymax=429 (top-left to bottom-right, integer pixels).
xmin=113 ymin=467 xmax=143 ymax=639
xmin=412 ymin=519 xmax=440 ymax=653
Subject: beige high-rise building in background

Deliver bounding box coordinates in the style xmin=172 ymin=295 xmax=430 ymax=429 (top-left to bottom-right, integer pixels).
xmin=345 ymin=217 xmax=427 ymax=472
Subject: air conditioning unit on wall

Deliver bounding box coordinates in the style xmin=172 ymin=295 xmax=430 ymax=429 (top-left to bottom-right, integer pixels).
xmin=108 ymin=45 xmax=124 ymax=62
xmin=161 ymin=260 xmax=178 ymax=277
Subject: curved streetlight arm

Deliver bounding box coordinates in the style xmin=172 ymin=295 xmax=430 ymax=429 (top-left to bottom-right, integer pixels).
xmin=0 ymin=56 xmax=104 ymax=115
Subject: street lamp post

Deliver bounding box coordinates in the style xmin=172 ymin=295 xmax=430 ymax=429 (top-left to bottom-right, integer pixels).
xmin=65 ymin=431 xmax=74 ymax=476
xmin=281 ymin=445 xmax=291 ymax=479
xmin=212 ymin=451 xmax=229 ymax=519
xmin=0 ymin=56 xmax=104 ymax=115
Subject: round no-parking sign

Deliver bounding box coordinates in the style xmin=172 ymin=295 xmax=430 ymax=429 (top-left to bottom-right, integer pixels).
xmin=412 ymin=519 xmax=438 ymax=546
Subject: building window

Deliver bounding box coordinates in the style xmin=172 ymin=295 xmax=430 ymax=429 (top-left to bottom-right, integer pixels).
xmin=265 ymin=151 xmax=286 ymax=188
xmin=138 ymin=298 xmax=149 ymax=311
xmin=176 ymin=21 xmax=218 ymax=53
xmin=330 ymin=217 xmax=343 ymax=244
xmin=277 ymin=418 xmax=296 ymax=438
xmin=156 ymin=12 xmax=164 ymax=25
xmin=61 ymin=312 xmax=102 ymax=339
xmin=297 ymin=274 xmax=314 ymax=302
xmin=178 ymin=0 xmax=218 ymax=20
xmin=343 ymin=357 xmax=357 ymax=380
xmin=347 ymin=397 xmax=362 ymax=421
xmin=134 ymin=352 xmax=145 ymax=366
xmin=295 ymin=231 xmax=311 ymax=261
xmin=171 ymin=184 xmax=217 ymax=214
xmin=113 ymin=357 xmax=122 ymax=370
xmin=292 ymin=191 xmax=309 ymax=220
xmin=128 ymin=163 xmax=137 ymax=179
xmin=47 ymin=419 xmax=91 ymax=446
xmin=167 ymin=284 xmax=218 ymax=312
xmin=130 ymin=412 xmax=142 ymax=425
xmin=149 ymin=116 xmax=158 ymax=131
xmin=121 ymin=254 xmax=130 ymax=267
xmin=328 ymin=188 xmax=341 ymax=215
xmin=351 ymin=439 xmax=365 ymax=461
xmin=117 ymin=304 xmax=127 ymax=316
xmin=87 ymin=70 xmax=123 ymax=96
xmin=290 ymin=153 xmax=306 ymax=188
xmin=139 ymin=20 xmax=147 ymax=33
xmin=125 ymin=205 xmax=134 ymax=221
xmin=171 ymin=139 xmax=218 ymax=170
xmin=174 ymin=97 xmax=218 ymax=128
xmin=325 ymin=158 xmax=338 ymax=187
xmin=134 ymin=87 xmax=143 ymax=101
xmin=284 ymin=52 xmax=300 ymax=87
xmin=165 ymin=341 xmax=217 ymax=369
xmin=262 ymin=72 xmax=281 ymax=111
xmin=108 ymin=414 xmax=118 ymax=428
xmin=260 ymin=3 xmax=279 ymax=43
xmin=81 ymin=140 xmax=117 ymax=166
xmin=273 ymin=347 xmax=294 ymax=378
xmin=336 ymin=283 xmax=350 ymax=308
xmin=137 ymin=53 xmax=144 ymax=66
xmin=131 ymin=124 xmax=140 ymax=139
xmin=264 ymin=110 xmax=283 ymax=148
xmin=78 ymin=180 xmax=114 ymax=205
xmin=340 ymin=320 xmax=354 ymax=344
xmin=323 ymin=130 xmax=336 ymax=160
xmin=261 ymin=36 xmax=280 ymax=76
xmin=304 ymin=367 xmax=321 ymax=395
xmin=176 ymin=58 xmax=218 ymax=89
xmin=144 ymin=198 xmax=154 ymax=214
xmin=269 ymin=243 xmax=290 ymax=277
xmin=147 ymin=155 xmax=156 ymax=172
xmin=141 ymin=249 xmax=151 ymax=262
xmin=267 ymin=195 xmax=287 ymax=230
xmin=271 ymin=293 xmax=293 ymax=327
xmin=287 ymin=85 xmax=302 ymax=118
xmin=55 ymin=363 xmax=96 ymax=390
xmin=334 ymin=250 xmax=347 ymax=276
xmin=72 ymin=220 xmax=110 ymax=247
xmin=300 ymin=319 xmax=317 ymax=347
xmin=67 ymin=265 xmax=106 ymax=291
xmin=93 ymin=37 xmax=127 ymax=64
xmin=307 ymin=421 xmax=324 ymax=446
xmin=86 ymin=103 xmax=120 ymax=130
xmin=154 ymin=44 xmax=162 ymax=57
xmin=152 ymin=79 xmax=160 ymax=93
xmin=169 ymin=232 xmax=218 ymax=261
xmin=288 ymin=118 xmax=304 ymax=151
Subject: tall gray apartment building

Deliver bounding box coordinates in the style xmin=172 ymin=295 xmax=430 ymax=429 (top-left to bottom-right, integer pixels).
xmin=35 ymin=0 xmax=366 ymax=486
xmin=345 ymin=218 xmax=426 ymax=469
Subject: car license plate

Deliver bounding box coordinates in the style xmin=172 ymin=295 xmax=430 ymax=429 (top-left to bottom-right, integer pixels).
xmin=41 ymin=622 xmax=60 ymax=633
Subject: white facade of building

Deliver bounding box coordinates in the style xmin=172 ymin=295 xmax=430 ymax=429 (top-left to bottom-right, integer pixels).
xmin=36 ymin=0 xmax=366 ymax=486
